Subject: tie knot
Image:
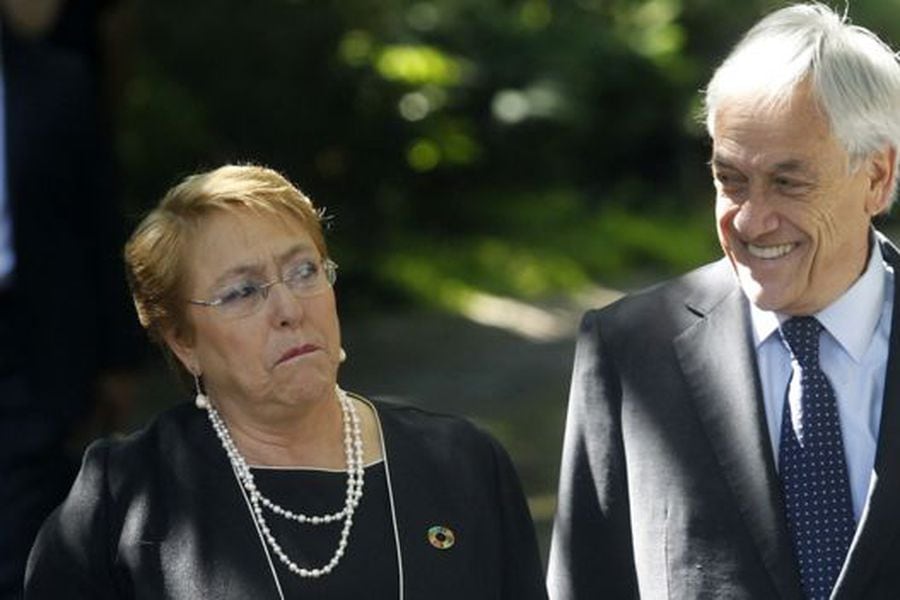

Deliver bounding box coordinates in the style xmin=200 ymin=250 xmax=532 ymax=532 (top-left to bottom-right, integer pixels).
xmin=780 ymin=316 xmax=822 ymax=366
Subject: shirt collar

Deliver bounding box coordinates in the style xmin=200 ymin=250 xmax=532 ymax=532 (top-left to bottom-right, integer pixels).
xmin=749 ymin=236 xmax=888 ymax=362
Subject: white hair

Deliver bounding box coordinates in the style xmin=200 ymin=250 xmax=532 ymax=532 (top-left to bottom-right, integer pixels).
xmin=703 ymin=2 xmax=900 ymax=203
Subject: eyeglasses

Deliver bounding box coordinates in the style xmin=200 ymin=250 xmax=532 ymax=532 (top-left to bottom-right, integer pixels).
xmin=188 ymin=258 xmax=338 ymax=318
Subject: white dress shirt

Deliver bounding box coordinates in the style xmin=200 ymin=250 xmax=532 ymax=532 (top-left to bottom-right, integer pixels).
xmin=750 ymin=240 xmax=894 ymax=522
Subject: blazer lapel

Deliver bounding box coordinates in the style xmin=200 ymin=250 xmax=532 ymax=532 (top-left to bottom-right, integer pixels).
xmin=673 ymin=270 xmax=803 ymax=600
xmin=833 ymin=237 xmax=900 ymax=598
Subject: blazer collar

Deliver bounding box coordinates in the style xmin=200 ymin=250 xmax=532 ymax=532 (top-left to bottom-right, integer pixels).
xmin=674 ymin=259 xmax=804 ymax=600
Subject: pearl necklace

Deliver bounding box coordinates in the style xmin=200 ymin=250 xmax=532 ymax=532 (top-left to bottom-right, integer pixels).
xmin=197 ymin=387 xmax=365 ymax=578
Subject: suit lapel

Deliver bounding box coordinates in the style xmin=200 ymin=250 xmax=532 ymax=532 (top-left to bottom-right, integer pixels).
xmin=833 ymin=237 xmax=900 ymax=598
xmin=673 ymin=268 xmax=803 ymax=600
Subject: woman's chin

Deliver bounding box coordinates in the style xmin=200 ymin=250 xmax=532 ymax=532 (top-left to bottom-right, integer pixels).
xmin=269 ymin=372 xmax=336 ymax=406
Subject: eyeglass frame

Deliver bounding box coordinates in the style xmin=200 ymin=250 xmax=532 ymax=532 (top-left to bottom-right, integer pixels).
xmin=187 ymin=258 xmax=338 ymax=316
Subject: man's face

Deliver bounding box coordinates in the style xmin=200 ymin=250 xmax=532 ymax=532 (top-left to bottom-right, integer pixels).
xmin=711 ymin=83 xmax=893 ymax=315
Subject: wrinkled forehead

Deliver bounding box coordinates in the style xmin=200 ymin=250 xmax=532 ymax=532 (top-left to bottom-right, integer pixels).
xmin=182 ymin=208 xmax=319 ymax=291
xmin=710 ymin=81 xmax=843 ymax=156
xmin=710 ymin=78 xmax=826 ymax=135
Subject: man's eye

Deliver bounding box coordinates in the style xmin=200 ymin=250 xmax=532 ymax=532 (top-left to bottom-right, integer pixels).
xmin=715 ymin=172 xmax=741 ymax=186
xmin=775 ymin=178 xmax=812 ymax=196
xmin=219 ymin=283 xmax=260 ymax=304
xmin=775 ymin=177 xmax=800 ymax=188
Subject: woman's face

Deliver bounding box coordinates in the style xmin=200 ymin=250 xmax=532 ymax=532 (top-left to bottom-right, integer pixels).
xmin=166 ymin=209 xmax=341 ymax=411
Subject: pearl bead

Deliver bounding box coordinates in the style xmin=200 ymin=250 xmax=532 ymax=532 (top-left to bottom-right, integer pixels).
xmin=200 ymin=385 xmax=364 ymax=579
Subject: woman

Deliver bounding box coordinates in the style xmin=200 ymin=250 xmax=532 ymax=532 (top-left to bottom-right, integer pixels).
xmin=25 ymin=165 xmax=547 ymax=599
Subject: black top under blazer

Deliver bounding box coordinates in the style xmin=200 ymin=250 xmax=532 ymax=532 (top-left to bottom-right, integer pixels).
xmin=548 ymin=235 xmax=900 ymax=599
xmin=25 ymin=398 xmax=548 ymax=599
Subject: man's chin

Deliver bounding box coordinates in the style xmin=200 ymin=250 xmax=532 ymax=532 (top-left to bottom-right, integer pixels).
xmin=736 ymin=274 xmax=788 ymax=312
xmin=747 ymin=295 xmax=782 ymax=311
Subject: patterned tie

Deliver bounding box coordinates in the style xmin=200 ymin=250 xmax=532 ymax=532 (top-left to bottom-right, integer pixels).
xmin=778 ymin=317 xmax=856 ymax=600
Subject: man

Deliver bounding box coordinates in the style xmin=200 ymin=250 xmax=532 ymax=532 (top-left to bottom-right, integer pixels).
xmin=548 ymin=4 xmax=900 ymax=599
xmin=0 ymin=8 xmax=141 ymax=598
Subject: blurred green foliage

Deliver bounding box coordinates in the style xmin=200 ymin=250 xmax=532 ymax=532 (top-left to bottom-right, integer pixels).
xmin=120 ymin=0 xmax=900 ymax=312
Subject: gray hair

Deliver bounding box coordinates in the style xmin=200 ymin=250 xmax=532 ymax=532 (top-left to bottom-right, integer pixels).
xmin=703 ymin=2 xmax=900 ymax=203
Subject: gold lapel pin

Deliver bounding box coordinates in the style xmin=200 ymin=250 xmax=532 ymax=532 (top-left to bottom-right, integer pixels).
xmin=427 ymin=525 xmax=455 ymax=550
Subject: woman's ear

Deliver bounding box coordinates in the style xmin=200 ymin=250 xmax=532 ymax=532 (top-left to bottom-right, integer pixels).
xmin=162 ymin=327 xmax=199 ymax=375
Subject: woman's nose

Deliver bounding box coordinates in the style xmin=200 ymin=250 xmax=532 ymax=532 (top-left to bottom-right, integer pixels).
xmin=266 ymin=280 xmax=304 ymax=327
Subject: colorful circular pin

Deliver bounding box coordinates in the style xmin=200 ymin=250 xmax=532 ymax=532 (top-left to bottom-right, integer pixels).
xmin=427 ymin=525 xmax=455 ymax=550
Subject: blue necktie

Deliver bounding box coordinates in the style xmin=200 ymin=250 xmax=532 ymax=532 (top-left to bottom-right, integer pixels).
xmin=778 ymin=317 xmax=856 ymax=600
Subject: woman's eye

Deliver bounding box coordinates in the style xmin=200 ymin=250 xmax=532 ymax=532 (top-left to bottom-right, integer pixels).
xmin=220 ymin=283 xmax=260 ymax=304
xmin=287 ymin=261 xmax=319 ymax=283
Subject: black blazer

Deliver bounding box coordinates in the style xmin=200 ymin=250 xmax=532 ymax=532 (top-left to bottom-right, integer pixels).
xmin=548 ymin=235 xmax=900 ymax=599
xmin=24 ymin=398 xmax=548 ymax=599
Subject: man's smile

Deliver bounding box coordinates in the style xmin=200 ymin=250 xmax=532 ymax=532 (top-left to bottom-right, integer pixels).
xmin=745 ymin=242 xmax=798 ymax=260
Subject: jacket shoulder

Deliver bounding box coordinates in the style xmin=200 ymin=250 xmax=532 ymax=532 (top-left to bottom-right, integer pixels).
xmin=584 ymin=258 xmax=734 ymax=339
xmin=93 ymin=402 xmax=208 ymax=488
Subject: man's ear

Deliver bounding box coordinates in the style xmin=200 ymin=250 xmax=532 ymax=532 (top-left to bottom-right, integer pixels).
xmin=865 ymin=145 xmax=897 ymax=216
xmin=162 ymin=327 xmax=199 ymax=375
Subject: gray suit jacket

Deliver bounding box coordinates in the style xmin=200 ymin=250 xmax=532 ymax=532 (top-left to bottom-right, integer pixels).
xmin=548 ymin=236 xmax=900 ymax=599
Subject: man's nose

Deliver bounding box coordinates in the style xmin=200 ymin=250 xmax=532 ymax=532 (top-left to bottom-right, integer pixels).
xmin=731 ymin=189 xmax=778 ymax=238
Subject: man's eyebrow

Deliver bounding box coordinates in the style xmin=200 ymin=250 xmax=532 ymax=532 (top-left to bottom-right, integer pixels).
xmin=710 ymin=155 xmax=739 ymax=170
xmin=709 ymin=156 xmax=814 ymax=176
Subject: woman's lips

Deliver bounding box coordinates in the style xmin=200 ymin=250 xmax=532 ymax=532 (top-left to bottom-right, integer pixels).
xmin=276 ymin=344 xmax=319 ymax=365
